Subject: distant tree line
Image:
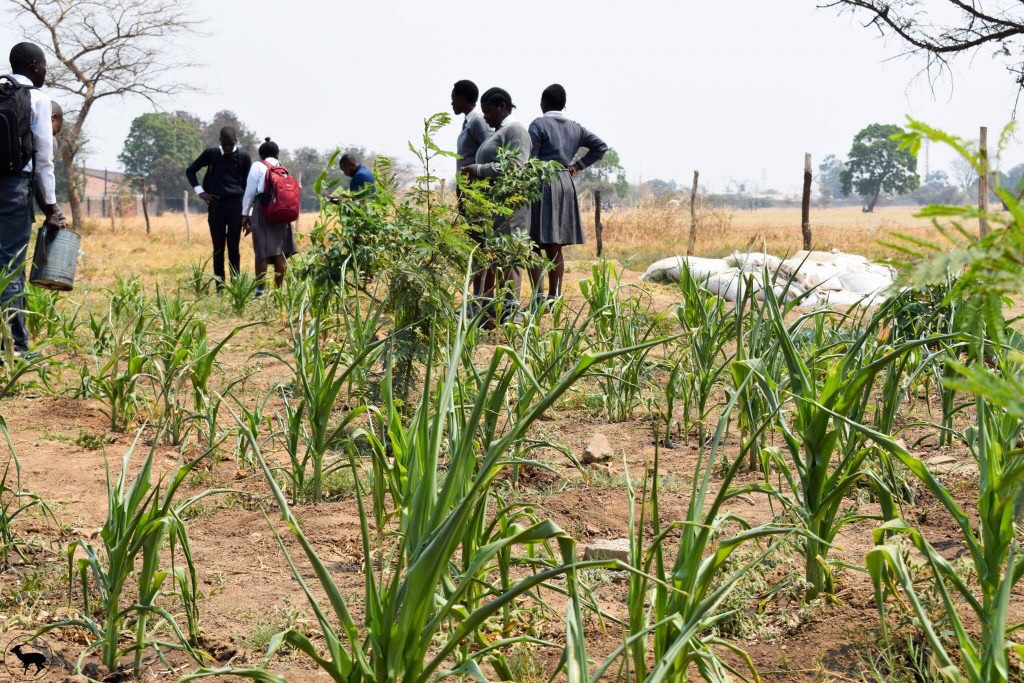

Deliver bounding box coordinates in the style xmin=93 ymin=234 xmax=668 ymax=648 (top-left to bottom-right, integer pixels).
xmin=116 ymin=109 xmax=415 ymax=212
xmin=815 ymin=122 xmax=1024 ymax=212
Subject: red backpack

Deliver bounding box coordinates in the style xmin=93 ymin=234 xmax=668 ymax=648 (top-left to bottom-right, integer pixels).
xmin=261 ymin=160 xmax=301 ymax=223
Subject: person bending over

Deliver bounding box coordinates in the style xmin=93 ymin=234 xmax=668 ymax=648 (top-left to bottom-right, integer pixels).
xmin=340 ymin=153 xmax=375 ymax=194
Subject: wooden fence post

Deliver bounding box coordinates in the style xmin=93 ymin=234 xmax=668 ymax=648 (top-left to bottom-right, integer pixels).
xmin=109 ymin=195 xmax=116 ymax=233
xmin=979 ymin=126 xmax=989 ymax=237
xmin=594 ymin=190 xmax=603 ymax=258
xmin=183 ymin=190 xmax=191 ymax=242
xmin=801 ymin=153 xmax=812 ymax=250
xmin=141 ymin=183 xmax=151 ymax=234
xmin=687 ymin=170 xmax=699 ymax=256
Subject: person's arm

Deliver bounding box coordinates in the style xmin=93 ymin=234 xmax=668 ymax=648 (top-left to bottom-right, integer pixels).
xmin=30 ymin=95 xmax=59 ymax=221
xmin=572 ymin=126 xmax=609 ymax=172
xmin=472 ymin=128 xmax=529 ymax=179
xmin=241 ymin=162 xmax=261 ymax=218
xmin=470 ymin=115 xmax=491 ymax=146
xmin=528 ymin=120 xmax=543 ymax=160
xmin=185 ymin=149 xmax=212 ymax=195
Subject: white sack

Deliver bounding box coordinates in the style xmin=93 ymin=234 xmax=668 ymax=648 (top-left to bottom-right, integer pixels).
xmin=726 ymin=251 xmax=784 ymax=273
xmin=641 ymin=256 xmax=732 ymax=283
xmin=839 ymin=270 xmax=893 ymax=295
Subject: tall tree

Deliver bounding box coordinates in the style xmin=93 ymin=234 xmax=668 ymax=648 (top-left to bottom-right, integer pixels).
xmin=576 ymin=147 xmax=629 ymax=199
xmin=821 ymin=1 xmax=1024 ymax=88
xmin=840 ymin=123 xmax=920 ymax=212
xmin=8 ymin=0 xmax=198 ymax=229
xmin=202 ymin=110 xmax=259 ymax=158
xmin=119 ymin=112 xmax=203 ymax=203
xmin=817 ymin=154 xmax=847 ymax=204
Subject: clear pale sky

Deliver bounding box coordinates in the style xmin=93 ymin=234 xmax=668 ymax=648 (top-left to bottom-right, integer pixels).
xmin=2 ymin=0 xmax=1020 ymax=193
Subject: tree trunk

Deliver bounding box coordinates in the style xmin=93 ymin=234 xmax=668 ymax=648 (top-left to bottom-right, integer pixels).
xmin=61 ymin=145 xmax=83 ymax=230
xmin=141 ymin=183 xmax=151 ymax=234
xmin=979 ymin=126 xmax=989 ymax=237
xmin=865 ymin=186 xmax=881 ymax=213
xmin=801 ymin=154 xmax=812 ymax=250
xmin=687 ymin=170 xmax=699 ymax=256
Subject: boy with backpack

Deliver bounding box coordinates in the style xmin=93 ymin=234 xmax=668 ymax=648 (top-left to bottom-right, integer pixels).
xmin=241 ymin=137 xmax=299 ymax=295
xmin=1 ymin=42 xmax=65 ymax=359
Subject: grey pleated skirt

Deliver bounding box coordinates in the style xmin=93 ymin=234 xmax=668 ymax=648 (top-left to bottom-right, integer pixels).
xmin=530 ymin=169 xmax=585 ymax=246
xmin=251 ymin=202 xmax=298 ymax=263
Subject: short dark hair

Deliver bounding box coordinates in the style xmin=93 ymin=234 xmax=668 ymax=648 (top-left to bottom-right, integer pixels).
xmin=9 ymin=42 xmax=44 ymax=72
xmin=339 ymin=152 xmax=358 ymax=166
xmin=480 ymin=87 xmax=515 ymax=111
xmin=452 ymin=79 xmax=479 ymax=103
xmin=542 ymin=83 xmax=566 ymax=111
xmin=258 ymin=137 xmax=279 ymax=159
xmin=219 ymin=126 xmax=237 ymax=142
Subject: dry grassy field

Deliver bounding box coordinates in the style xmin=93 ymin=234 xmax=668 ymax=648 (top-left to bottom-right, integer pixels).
xmin=569 ymin=203 xmax=943 ymax=268
xmin=79 ymin=203 xmax=942 ymax=289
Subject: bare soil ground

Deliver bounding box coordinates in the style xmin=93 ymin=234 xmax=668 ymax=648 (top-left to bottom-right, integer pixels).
xmin=0 ymin=210 xmax=1011 ymax=681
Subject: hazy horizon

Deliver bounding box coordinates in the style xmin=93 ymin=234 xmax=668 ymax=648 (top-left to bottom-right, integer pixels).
xmin=2 ymin=0 xmax=1020 ymax=195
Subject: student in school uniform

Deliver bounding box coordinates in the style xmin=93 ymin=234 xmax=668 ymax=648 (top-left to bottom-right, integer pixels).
xmin=461 ymin=86 xmax=532 ymax=322
xmin=241 ymin=138 xmax=298 ymax=295
xmin=527 ymin=83 xmax=608 ymax=304
xmin=451 ymin=78 xmax=492 ymax=305
xmin=185 ymin=126 xmax=252 ymax=289
xmin=0 ymin=42 xmax=64 ymax=359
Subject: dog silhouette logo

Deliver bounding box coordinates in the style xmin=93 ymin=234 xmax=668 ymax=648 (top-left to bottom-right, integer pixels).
xmin=2 ymin=634 xmax=52 ymax=680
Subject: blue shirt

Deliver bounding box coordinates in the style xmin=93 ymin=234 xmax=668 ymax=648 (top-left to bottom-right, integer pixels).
xmin=349 ymin=164 xmax=375 ymax=193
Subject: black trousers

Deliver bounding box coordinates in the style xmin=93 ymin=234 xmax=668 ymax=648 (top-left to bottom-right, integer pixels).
xmin=207 ymin=197 xmax=243 ymax=284
xmin=0 ymin=174 xmax=32 ymax=352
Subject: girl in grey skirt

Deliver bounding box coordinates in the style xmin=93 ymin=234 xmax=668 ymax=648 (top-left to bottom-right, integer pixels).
xmin=241 ymin=138 xmax=298 ymax=295
xmin=462 ymin=86 xmax=532 ymax=322
xmin=527 ymin=84 xmax=608 ymax=301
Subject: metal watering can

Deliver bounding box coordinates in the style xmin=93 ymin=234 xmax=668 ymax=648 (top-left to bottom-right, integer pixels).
xmin=29 ymin=225 xmax=80 ymax=291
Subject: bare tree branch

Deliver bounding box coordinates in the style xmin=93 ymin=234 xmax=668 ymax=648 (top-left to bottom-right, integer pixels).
xmin=820 ymin=0 xmax=1024 ymax=89
xmin=6 ymin=0 xmax=200 ymax=228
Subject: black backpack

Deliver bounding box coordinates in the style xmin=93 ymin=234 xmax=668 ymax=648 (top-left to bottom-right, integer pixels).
xmin=0 ymin=75 xmax=34 ymax=176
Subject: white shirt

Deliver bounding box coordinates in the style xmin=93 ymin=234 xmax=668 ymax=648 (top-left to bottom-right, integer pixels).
xmin=12 ymin=74 xmax=56 ymax=205
xmin=241 ymin=157 xmax=278 ymax=216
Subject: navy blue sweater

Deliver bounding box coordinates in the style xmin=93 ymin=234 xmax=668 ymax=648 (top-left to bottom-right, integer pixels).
xmin=185 ymin=147 xmax=252 ymax=199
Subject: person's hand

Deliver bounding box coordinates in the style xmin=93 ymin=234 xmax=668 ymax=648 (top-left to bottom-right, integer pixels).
xmin=199 ymin=192 xmax=216 ymax=206
xmin=42 ymin=205 xmax=65 ymax=241
xmin=568 ymin=165 xmax=578 ymax=177
xmin=242 ymin=216 xmax=251 ymax=235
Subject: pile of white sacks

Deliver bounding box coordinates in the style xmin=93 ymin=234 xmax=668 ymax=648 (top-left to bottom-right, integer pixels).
xmin=641 ymin=250 xmax=897 ymax=307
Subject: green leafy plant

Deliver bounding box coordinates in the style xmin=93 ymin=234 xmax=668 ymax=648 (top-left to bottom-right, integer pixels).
xmin=41 ymin=432 xmax=224 ymax=677
xmin=848 ymin=119 xmax=1024 ymax=683
xmin=222 ymin=272 xmax=261 ymax=315
xmin=188 ymin=283 xmax=655 ymax=683
xmin=750 ymin=290 xmax=942 ymax=599
xmin=0 ymin=416 xmax=57 ymax=569
xmin=580 ymin=369 xmax=791 ymax=682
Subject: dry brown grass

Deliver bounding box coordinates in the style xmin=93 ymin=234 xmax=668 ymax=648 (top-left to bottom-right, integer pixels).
xmin=567 ymin=200 xmax=947 ymax=268
xmin=71 ymin=211 xmax=321 ymax=288
xmin=66 ymin=202 xmax=953 ymax=291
